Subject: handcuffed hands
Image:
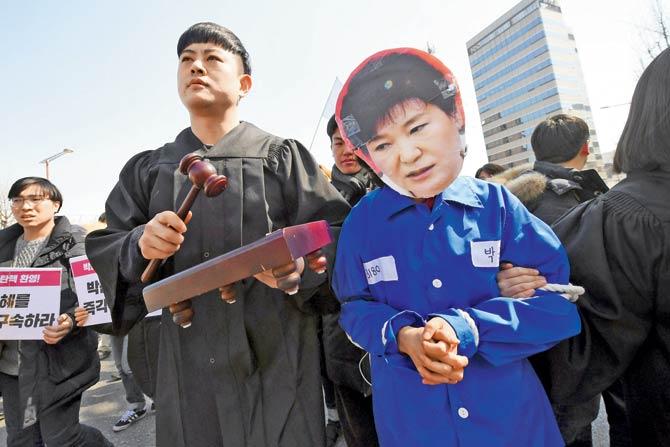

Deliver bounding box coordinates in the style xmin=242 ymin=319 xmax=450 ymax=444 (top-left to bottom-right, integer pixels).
xmin=398 ymin=317 xmax=469 ymax=385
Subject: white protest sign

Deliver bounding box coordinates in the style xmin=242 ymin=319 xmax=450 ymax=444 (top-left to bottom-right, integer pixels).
xmin=70 ymin=255 xmax=112 ymax=326
xmin=0 ymin=268 xmax=62 ymax=340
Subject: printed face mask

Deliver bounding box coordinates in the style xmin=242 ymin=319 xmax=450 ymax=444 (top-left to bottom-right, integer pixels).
xmin=336 ymin=48 xmax=467 ymax=199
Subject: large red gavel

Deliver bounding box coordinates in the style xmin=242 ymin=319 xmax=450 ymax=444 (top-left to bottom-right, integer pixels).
xmin=141 ymin=153 xmax=228 ymax=284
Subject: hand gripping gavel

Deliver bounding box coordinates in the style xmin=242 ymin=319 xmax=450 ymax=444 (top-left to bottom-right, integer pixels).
xmin=141 ymin=153 xmax=228 ymax=284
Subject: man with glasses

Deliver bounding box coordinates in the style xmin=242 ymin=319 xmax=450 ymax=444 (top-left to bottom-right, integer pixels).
xmin=1 ymin=177 xmax=111 ymax=446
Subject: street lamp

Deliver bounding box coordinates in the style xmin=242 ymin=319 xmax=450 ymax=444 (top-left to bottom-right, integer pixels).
xmin=39 ymin=148 xmax=74 ymax=179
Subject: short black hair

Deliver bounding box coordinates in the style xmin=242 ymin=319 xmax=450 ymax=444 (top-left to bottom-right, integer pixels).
xmin=8 ymin=177 xmax=63 ymax=212
xmin=614 ymin=48 xmax=670 ymax=173
xmin=530 ymin=114 xmax=590 ymax=163
xmin=475 ymin=163 xmax=505 ymax=179
xmin=177 ymin=22 xmax=252 ymax=75
xmin=326 ymin=115 xmax=339 ymax=140
xmin=339 ymin=50 xmax=460 ymax=149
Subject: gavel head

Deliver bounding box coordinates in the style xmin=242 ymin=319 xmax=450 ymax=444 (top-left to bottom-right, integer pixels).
xmin=178 ymin=153 xmax=217 ymax=188
xmin=204 ymin=174 xmax=228 ymax=197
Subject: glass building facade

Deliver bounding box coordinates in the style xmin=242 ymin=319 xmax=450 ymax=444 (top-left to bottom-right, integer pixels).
xmin=467 ymin=0 xmax=604 ymax=170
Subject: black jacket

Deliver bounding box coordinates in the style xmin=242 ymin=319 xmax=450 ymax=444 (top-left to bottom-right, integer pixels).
xmin=330 ymin=165 xmax=381 ymax=207
xmin=492 ymin=161 xmax=609 ymax=225
xmin=0 ymin=216 xmax=100 ymax=420
xmin=322 ymin=165 xmax=379 ymax=396
xmin=548 ymin=169 xmax=670 ymax=446
xmin=492 ymin=161 xmax=614 ymax=443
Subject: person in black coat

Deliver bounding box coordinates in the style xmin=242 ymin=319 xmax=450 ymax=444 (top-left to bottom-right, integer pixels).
xmin=498 ymin=48 xmax=670 ymax=447
xmin=494 ymin=114 xmax=627 ymax=447
xmin=0 ymin=177 xmax=112 ymax=446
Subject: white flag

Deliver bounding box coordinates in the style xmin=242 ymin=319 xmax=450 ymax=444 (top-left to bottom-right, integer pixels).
xmin=322 ymin=78 xmax=343 ymax=119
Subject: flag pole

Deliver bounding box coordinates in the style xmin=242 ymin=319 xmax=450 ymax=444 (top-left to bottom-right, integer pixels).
xmin=308 ymin=77 xmax=342 ymax=152
xmin=308 ymin=115 xmax=325 ymax=153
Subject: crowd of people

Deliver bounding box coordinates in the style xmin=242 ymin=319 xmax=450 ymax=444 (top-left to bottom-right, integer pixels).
xmin=0 ymin=20 xmax=668 ymax=447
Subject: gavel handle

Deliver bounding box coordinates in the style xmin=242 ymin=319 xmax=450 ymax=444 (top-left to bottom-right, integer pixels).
xmin=141 ymin=186 xmax=201 ymax=283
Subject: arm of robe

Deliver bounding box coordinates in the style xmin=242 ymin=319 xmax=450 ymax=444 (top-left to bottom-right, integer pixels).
xmin=85 ymin=150 xmax=158 ymax=334
xmin=268 ymin=140 xmax=350 ymax=314
xmin=544 ymin=191 xmax=663 ymax=405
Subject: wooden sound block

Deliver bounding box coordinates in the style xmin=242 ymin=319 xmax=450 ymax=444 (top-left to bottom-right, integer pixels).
xmin=142 ymin=220 xmax=332 ymax=312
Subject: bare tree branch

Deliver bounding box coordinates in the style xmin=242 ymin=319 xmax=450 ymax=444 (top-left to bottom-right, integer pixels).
xmin=637 ymin=0 xmax=669 ymax=71
xmin=655 ymin=0 xmax=670 ymax=47
xmin=647 ymin=0 xmax=669 ymax=56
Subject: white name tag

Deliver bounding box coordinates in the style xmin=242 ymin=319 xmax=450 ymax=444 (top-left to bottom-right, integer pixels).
xmin=363 ymin=256 xmax=398 ymax=285
xmin=470 ymin=240 xmax=501 ymax=267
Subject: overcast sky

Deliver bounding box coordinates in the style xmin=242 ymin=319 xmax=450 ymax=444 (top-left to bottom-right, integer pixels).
xmin=0 ymin=0 xmax=660 ymax=222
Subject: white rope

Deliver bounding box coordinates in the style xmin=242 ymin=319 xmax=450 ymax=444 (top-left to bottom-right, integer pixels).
xmin=538 ymin=283 xmax=585 ymax=302
xmin=358 ymin=352 xmax=372 ymax=387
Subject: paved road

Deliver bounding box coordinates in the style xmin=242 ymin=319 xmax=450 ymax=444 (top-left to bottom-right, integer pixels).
xmin=1 ymin=358 xmax=156 ymax=447
xmin=1 ymin=358 xmax=610 ymax=447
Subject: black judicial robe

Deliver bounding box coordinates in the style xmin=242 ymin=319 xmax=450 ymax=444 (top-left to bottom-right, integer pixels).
xmin=548 ymin=170 xmax=670 ymax=446
xmin=86 ymin=122 xmax=350 ymax=446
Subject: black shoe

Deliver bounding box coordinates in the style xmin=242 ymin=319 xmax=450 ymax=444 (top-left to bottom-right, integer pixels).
xmin=325 ymin=419 xmax=341 ymax=447
xmin=112 ymin=407 xmax=147 ymax=432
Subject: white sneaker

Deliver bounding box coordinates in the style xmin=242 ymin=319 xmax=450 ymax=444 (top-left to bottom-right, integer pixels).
xmin=112 ymin=407 xmax=147 ymax=432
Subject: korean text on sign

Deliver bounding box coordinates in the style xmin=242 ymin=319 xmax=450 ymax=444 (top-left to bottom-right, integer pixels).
xmin=0 ymin=268 xmax=61 ymax=340
xmin=70 ymin=255 xmax=112 ymax=326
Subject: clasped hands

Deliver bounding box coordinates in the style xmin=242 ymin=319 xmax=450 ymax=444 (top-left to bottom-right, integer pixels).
xmin=396 ymin=263 xmax=547 ymax=385
xmin=397 ymin=317 xmax=469 ymax=386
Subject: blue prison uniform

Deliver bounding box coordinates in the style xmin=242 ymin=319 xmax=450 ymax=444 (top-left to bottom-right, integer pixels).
xmin=333 ymin=176 xmax=580 ymax=446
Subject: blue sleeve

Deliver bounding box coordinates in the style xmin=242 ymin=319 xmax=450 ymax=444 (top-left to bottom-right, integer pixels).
xmin=332 ymin=209 xmax=424 ymax=357
xmin=433 ymin=186 xmax=581 ymax=366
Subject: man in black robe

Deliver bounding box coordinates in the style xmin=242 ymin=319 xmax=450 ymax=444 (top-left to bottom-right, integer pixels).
xmin=86 ymin=22 xmax=349 ymax=446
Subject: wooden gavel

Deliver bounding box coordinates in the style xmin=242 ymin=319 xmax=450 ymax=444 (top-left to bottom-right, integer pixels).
xmin=141 ymin=153 xmax=228 ymax=284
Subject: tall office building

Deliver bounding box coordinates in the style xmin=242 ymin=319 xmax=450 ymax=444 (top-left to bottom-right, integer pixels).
xmin=467 ymin=0 xmax=604 ymax=169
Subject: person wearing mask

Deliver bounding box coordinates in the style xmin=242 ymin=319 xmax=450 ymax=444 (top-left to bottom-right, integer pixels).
xmin=332 ymin=48 xmax=580 ymax=447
